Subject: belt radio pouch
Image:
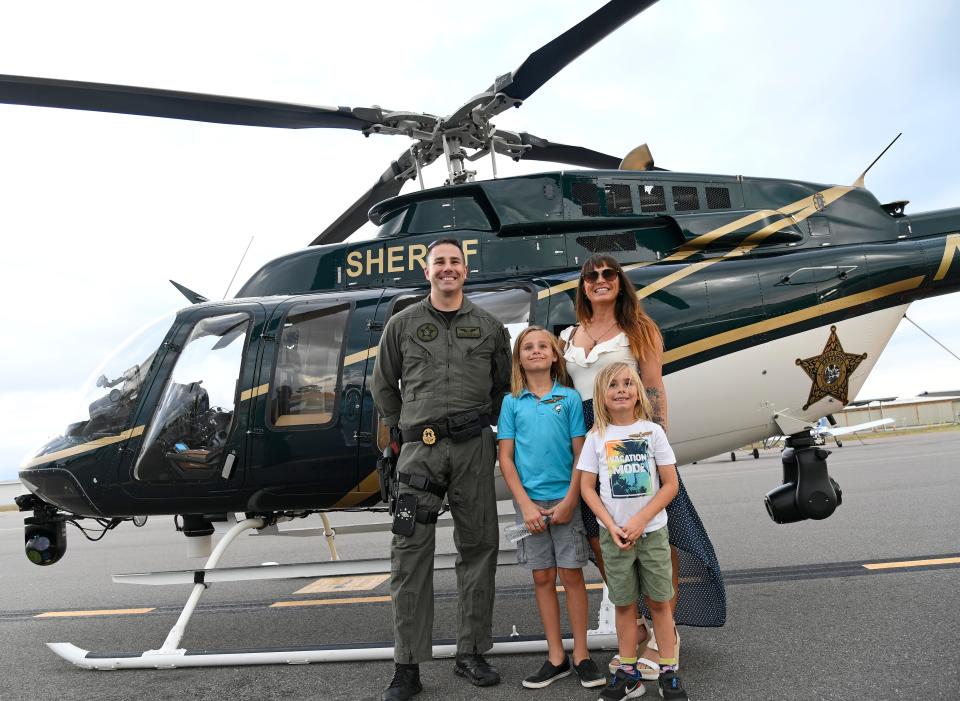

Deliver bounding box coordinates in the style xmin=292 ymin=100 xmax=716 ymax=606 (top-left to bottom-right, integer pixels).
xmin=447 ymin=409 xmax=485 ymax=443
xmin=391 ymin=493 xmax=418 ymax=537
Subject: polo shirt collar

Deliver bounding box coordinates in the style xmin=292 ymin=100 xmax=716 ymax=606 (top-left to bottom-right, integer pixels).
xmin=519 ymin=380 xmax=563 ymax=401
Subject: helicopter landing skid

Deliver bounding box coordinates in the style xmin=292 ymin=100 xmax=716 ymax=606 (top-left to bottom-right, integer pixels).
xmin=44 ymin=515 xmax=619 ymax=670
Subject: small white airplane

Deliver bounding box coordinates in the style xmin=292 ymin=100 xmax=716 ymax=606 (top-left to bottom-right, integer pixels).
xmin=748 ymin=415 xmax=895 ymax=455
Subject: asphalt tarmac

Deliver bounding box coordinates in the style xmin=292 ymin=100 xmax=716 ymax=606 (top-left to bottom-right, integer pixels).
xmin=2 ymin=430 xmax=959 ymax=700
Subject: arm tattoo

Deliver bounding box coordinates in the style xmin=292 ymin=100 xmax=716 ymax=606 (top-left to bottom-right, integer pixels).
xmin=645 ymin=386 xmax=665 ymax=428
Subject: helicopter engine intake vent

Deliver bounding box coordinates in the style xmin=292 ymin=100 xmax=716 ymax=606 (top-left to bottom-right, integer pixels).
xmin=571 ymin=181 xmax=601 ymax=216
xmin=673 ymin=186 xmax=700 ymax=211
xmin=575 ymin=233 xmax=637 ymax=253
xmin=638 ymin=184 xmax=666 ymax=213
xmin=603 ymin=184 xmax=634 ymax=214
xmin=705 ymin=186 xmax=732 ymax=209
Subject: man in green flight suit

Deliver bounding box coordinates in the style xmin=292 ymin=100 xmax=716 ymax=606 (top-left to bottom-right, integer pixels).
xmin=373 ymin=239 xmax=512 ymax=701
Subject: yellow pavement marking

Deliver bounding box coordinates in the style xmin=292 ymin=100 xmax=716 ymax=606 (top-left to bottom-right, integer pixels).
xmin=294 ymin=574 xmax=389 ymax=595
xmin=271 ymin=595 xmax=392 ymax=608
xmin=35 ymin=607 xmax=155 ymax=618
xmin=862 ymin=557 xmax=960 ymax=571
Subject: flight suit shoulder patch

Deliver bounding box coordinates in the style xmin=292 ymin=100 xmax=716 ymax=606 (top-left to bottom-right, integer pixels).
xmin=416 ymin=323 xmax=439 ymax=342
xmin=456 ymin=326 xmax=481 ymax=339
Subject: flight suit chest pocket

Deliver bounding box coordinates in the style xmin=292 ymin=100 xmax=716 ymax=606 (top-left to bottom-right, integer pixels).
xmin=457 ymin=328 xmax=494 ymax=398
xmin=401 ymin=335 xmax=437 ymax=400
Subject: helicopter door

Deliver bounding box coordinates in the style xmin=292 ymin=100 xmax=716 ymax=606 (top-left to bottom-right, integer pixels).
xmin=125 ymin=305 xmax=265 ymax=494
xmin=244 ymin=293 xmax=377 ymax=505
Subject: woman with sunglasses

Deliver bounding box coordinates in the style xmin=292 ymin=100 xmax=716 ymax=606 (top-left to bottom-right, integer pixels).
xmin=559 ymin=254 xmax=725 ymax=680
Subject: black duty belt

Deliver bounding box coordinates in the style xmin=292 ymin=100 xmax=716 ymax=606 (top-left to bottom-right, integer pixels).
xmin=398 ymin=471 xmax=446 ymax=498
xmin=401 ymin=413 xmax=492 ymax=446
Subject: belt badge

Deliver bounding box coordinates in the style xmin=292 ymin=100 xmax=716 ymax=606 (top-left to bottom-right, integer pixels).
xmin=422 ymin=427 xmax=437 ymax=445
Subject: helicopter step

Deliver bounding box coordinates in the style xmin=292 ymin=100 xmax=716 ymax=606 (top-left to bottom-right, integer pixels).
xmin=113 ymin=549 xmax=519 ymax=586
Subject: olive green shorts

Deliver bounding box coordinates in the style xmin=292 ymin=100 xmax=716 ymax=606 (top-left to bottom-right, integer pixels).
xmin=599 ymin=525 xmax=674 ymax=605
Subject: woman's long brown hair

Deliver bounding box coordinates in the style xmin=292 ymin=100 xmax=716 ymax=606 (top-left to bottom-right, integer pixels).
xmin=575 ymin=254 xmax=663 ymax=362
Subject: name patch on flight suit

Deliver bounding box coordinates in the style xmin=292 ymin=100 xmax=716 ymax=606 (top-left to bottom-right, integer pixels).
xmin=417 ymin=323 xmax=439 ymax=341
xmin=456 ymin=327 xmax=481 ymax=339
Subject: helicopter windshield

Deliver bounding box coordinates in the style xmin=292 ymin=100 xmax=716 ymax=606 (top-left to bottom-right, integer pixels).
xmin=24 ymin=313 xmax=176 ymax=467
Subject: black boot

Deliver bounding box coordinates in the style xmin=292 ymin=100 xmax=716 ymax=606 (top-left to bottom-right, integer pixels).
xmin=382 ymin=663 xmax=422 ymax=701
xmin=454 ymin=653 xmax=500 ymax=687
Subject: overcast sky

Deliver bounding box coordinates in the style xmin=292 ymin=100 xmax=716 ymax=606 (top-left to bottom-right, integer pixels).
xmin=1 ymin=1 xmax=958 ymax=480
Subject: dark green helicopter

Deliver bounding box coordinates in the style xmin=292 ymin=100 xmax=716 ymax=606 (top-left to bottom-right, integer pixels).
xmin=4 ymin=0 xmax=960 ymax=572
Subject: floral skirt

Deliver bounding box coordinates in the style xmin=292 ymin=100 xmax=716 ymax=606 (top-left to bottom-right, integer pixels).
xmin=581 ymin=399 xmax=726 ymax=627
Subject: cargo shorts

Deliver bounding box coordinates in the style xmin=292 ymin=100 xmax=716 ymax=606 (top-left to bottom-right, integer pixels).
xmin=514 ymin=498 xmax=590 ymax=570
xmin=599 ymin=524 xmax=674 ymax=605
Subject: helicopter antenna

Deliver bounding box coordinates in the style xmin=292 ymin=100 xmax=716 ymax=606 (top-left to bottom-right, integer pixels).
xmin=222 ymin=235 xmax=254 ymax=299
xmin=853 ymin=132 xmax=902 ymax=188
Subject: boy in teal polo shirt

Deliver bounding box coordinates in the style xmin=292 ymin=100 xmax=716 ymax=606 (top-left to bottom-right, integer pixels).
xmin=498 ymin=326 xmax=605 ymax=690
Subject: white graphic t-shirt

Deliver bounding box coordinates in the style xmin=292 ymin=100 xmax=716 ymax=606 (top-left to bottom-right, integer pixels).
xmin=576 ymin=420 xmax=676 ymax=533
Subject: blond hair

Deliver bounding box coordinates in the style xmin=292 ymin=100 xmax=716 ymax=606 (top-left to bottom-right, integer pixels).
xmin=510 ymin=326 xmax=571 ymax=396
xmin=590 ymin=361 xmax=653 ymax=435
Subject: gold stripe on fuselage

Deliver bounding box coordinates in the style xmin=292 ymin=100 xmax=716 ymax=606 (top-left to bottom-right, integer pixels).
xmin=20 ymin=425 xmax=146 ymax=469
xmin=344 ymin=346 xmax=378 ymax=367
xmin=933 ymin=233 xmax=960 ymax=281
xmin=239 ymin=383 xmax=270 ymax=402
xmin=663 ymin=276 xmax=924 ymax=365
xmin=332 ymin=469 xmax=381 ymax=508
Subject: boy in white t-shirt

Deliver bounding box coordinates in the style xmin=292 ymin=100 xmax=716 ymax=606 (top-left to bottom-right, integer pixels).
xmin=577 ymin=362 xmax=687 ymax=701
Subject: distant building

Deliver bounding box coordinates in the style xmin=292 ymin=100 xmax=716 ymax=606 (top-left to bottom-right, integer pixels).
xmin=839 ymin=393 xmax=960 ymax=429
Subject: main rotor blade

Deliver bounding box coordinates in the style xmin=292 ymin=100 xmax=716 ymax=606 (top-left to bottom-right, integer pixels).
xmin=0 ymin=74 xmax=382 ymax=130
xmin=493 ymin=0 xmax=658 ymax=103
xmin=309 ymin=153 xmax=414 ymax=246
xmin=517 ymin=132 xmax=621 ymax=169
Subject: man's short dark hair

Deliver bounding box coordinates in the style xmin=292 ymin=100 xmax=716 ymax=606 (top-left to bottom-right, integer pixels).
xmin=426 ymin=238 xmax=465 ymax=262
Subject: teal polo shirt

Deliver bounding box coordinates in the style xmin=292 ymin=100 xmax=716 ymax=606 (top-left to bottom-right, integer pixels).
xmin=497 ymin=381 xmax=587 ymax=501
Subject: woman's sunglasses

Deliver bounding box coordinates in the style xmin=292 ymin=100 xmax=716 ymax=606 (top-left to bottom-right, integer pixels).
xmin=581 ymin=268 xmax=619 ymax=283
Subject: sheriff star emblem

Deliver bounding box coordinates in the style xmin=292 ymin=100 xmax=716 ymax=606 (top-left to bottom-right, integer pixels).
xmin=795 ymin=326 xmax=867 ymax=410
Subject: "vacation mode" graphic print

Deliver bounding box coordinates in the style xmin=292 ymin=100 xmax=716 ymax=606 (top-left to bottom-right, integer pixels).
xmin=605 ymin=436 xmax=652 ymax=499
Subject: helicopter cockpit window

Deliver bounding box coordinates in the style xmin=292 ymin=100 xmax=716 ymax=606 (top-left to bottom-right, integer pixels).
xmin=26 ymin=313 xmax=176 ymax=467
xmin=133 ymin=313 xmax=250 ymax=481
xmin=406 ymin=198 xmax=492 ymax=234
xmin=272 ymin=302 xmax=349 ymax=428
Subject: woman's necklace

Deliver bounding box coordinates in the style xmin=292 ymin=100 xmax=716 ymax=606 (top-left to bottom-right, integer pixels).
xmin=582 ymin=319 xmax=618 ymax=347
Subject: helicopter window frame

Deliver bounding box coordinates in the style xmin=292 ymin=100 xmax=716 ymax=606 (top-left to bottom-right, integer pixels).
xmin=267 ymin=298 xmax=353 ymax=432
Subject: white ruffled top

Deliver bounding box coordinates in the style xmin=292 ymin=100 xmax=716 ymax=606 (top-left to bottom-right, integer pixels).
xmin=560 ymin=326 xmax=638 ymax=400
